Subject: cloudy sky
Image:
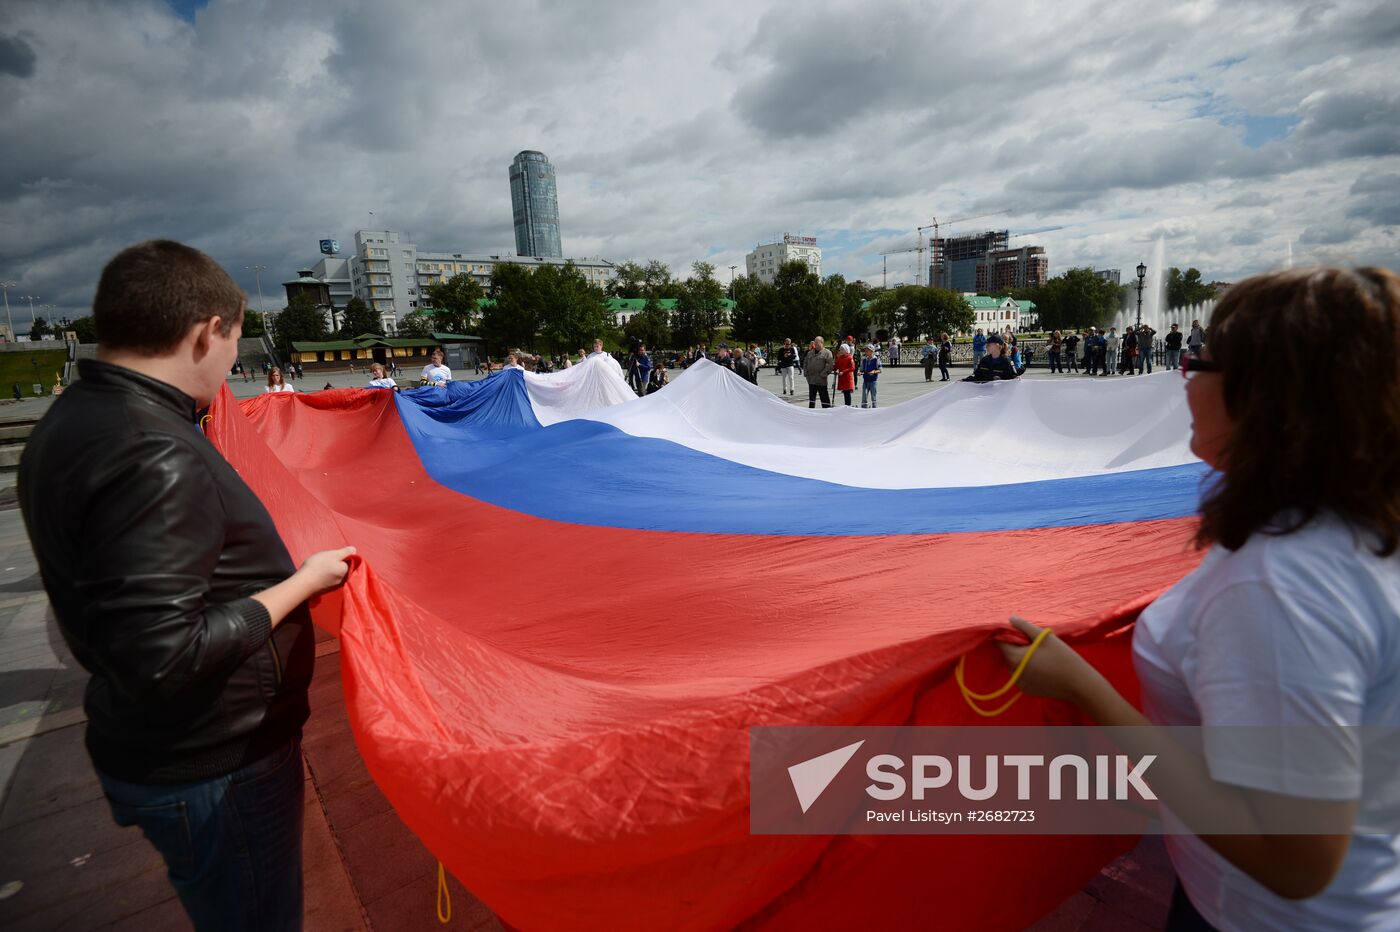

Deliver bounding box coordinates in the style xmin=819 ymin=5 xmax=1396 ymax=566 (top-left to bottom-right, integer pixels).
xmin=2 ymin=0 xmax=1397 ymax=322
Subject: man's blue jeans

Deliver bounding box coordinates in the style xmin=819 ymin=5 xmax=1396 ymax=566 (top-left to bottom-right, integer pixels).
xmin=98 ymin=738 xmax=305 ymax=931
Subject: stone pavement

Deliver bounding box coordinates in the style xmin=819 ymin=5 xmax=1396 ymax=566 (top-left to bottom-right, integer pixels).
xmin=0 ymin=356 xmax=1177 ymax=928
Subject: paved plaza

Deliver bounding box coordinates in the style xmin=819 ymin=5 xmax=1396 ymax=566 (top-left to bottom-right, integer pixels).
xmin=0 ymin=360 xmax=1177 ymax=930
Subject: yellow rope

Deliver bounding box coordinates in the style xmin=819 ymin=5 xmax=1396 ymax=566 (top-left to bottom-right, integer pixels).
xmin=955 ymin=627 xmax=1052 ymax=717
xmin=199 ymin=414 xmax=212 ymax=433
xmin=436 ymin=861 xmax=452 ymax=924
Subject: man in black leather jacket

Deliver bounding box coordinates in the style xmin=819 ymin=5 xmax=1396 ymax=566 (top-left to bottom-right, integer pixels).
xmin=19 ymin=240 xmax=354 ymax=931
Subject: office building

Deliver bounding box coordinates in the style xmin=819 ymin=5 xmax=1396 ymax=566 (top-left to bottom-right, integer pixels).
xmin=330 ymin=230 xmax=613 ymax=333
xmin=930 ymin=232 xmax=1048 ymax=292
xmin=986 ymin=245 xmax=1049 ymax=291
xmin=1094 ymin=269 xmax=1121 ymax=286
xmin=745 ymin=234 xmax=822 ymax=285
xmin=929 ymin=231 xmax=1007 ymax=292
xmin=510 ymin=151 xmax=564 ymax=258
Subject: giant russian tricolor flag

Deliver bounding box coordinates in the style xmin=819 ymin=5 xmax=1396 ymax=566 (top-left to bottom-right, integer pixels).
xmin=208 ymin=356 xmax=1209 ymax=929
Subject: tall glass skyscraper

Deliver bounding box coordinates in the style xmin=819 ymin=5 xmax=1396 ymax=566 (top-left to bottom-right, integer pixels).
xmin=509 ymin=150 xmax=563 ymax=258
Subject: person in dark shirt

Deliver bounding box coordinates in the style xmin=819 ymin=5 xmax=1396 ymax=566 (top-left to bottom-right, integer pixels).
xmin=19 ymin=240 xmax=354 ymax=931
xmin=964 ymin=334 xmax=1019 ymax=382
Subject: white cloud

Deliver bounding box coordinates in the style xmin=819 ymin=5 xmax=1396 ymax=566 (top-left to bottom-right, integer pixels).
xmin=0 ymin=0 xmax=1396 ymax=319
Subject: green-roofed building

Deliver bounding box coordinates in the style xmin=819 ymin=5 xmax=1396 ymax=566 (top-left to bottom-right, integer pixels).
xmin=290 ymin=331 xmax=483 ymax=373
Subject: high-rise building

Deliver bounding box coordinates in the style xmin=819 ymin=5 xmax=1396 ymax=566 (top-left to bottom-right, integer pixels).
xmin=986 ymin=245 xmax=1049 ymax=291
xmin=745 ymin=234 xmax=822 ymax=285
xmin=509 ymin=151 xmax=563 ymax=258
xmin=930 ymin=232 xmax=1047 ymax=292
xmin=1094 ymin=269 xmax=1121 ymax=285
xmin=929 ymin=231 xmax=1008 ymax=292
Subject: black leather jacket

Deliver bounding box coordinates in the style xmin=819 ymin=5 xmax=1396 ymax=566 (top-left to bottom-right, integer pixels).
xmin=19 ymin=360 xmax=313 ymax=783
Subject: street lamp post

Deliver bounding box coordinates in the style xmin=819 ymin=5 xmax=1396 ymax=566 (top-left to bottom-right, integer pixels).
xmin=0 ymin=281 xmax=15 ymax=342
xmin=245 ymin=266 xmax=268 ymax=313
xmin=1134 ymin=262 xmax=1147 ymax=330
xmin=21 ymin=296 xmax=39 ymax=339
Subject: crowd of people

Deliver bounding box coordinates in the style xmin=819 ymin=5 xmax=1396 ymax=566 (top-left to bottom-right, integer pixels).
xmin=1038 ymin=319 xmax=1207 ymax=376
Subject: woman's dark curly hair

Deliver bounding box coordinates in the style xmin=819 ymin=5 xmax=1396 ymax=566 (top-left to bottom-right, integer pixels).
xmin=1195 ymin=266 xmax=1400 ymax=556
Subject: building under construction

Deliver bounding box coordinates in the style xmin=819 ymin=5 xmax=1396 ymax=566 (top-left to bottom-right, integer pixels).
xmin=930 ymin=231 xmax=1048 ymax=292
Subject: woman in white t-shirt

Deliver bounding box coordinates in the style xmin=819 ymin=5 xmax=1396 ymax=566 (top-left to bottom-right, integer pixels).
xmin=366 ymin=362 xmax=396 ymax=390
xmin=998 ymin=267 xmax=1400 ymax=931
xmin=421 ymin=348 xmax=452 ymax=386
xmin=264 ymin=367 xmax=295 ymax=393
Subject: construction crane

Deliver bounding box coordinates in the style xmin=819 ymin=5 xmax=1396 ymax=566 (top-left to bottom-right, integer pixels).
xmin=878 ymin=243 xmax=922 ymax=289
xmin=925 ymin=209 xmax=1012 ymax=287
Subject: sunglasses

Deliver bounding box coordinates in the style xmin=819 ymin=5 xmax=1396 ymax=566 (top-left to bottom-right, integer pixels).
xmin=1180 ymin=356 xmax=1221 ymax=378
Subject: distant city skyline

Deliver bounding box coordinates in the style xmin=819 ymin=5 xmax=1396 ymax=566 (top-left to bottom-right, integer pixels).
xmin=1 ymin=1 xmax=1396 ymax=320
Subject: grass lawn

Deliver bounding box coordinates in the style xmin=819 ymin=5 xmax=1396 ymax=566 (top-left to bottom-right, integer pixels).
xmin=0 ymin=350 xmax=67 ymax=396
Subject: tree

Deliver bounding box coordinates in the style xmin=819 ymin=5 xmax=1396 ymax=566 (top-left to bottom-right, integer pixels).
xmin=424 ymin=274 xmax=484 ymax=334
xmin=483 ymin=262 xmax=541 ymax=351
xmin=241 ymin=310 xmax=266 ymax=338
xmin=608 ymin=260 xmax=673 ymax=299
xmin=838 ymin=277 xmax=875 ymax=339
xmin=335 ymin=297 xmax=383 ymax=338
xmin=1029 ymin=267 xmax=1122 ymax=331
xmin=622 ymin=295 xmax=672 ymax=350
xmin=68 ymin=315 xmax=99 ymax=344
xmin=770 ymin=261 xmax=840 ymax=342
xmin=727 ymin=274 xmax=776 ymax=344
xmin=272 ymin=293 xmax=329 ymax=352
xmin=869 ymin=287 xmax=974 ymax=341
xmin=537 ymin=262 xmax=614 ymax=353
xmin=397 ymin=312 xmax=435 ymax=338
xmin=1166 ymin=267 xmax=1216 ymax=309
xmin=28 ymin=317 xmax=50 ymax=340
xmin=673 ymin=262 xmax=729 ymax=346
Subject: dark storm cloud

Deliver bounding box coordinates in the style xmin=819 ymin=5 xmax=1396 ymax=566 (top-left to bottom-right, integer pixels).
xmin=1293 ymin=89 xmax=1400 ymax=159
xmin=1345 ymin=170 xmax=1400 ymax=226
xmin=730 ymin=2 xmax=1070 ymax=140
xmin=0 ymin=33 xmax=35 ymax=77
xmin=1 ymin=0 xmax=1397 ymax=316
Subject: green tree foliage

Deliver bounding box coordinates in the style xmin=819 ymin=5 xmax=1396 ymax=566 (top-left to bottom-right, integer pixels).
xmin=28 ymin=317 xmax=50 ymax=340
xmin=241 ymin=310 xmax=266 ymax=338
xmin=774 ymin=262 xmax=841 ymax=341
xmin=68 ymin=316 xmax=99 ymax=344
xmin=484 ymin=262 xmax=612 ymax=354
xmin=838 ymin=277 xmax=876 ymax=339
xmin=673 ymin=262 xmax=728 ymax=347
xmin=1029 ymin=267 xmax=1124 ymax=331
xmin=728 ymin=263 xmax=844 ymax=343
xmin=424 ymin=274 xmax=484 ymax=334
xmin=869 ymin=287 xmax=974 ymax=341
xmin=608 ymin=260 xmax=674 ymax=299
xmin=483 ymin=262 xmax=542 ymax=351
xmin=728 ymin=274 xmax=776 ymax=344
xmin=1166 ymin=267 xmax=1216 ymax=309
xmin=335 ymin=297 xmax=383 ymax=338
xmin=397 ymin=312 xmax=435 ymax=338
xmin=622 ymin=295 xmax=671 ymax=350
xmin=536 ymin=262 xmax=614 ymax=353
xmin=272 ymin=293 xmax=329 ymax=352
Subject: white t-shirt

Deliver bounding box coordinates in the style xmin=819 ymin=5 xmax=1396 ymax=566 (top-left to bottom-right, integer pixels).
xmin=421 ymin=363 xmax=452 ymax=383
xmin=366 ymin=377 xmax=396 ymax=389
xmin=1133 ymin=515 xmax=1400 ymax=931
xmin=264 ymin=383 xmax=295 ymax=393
